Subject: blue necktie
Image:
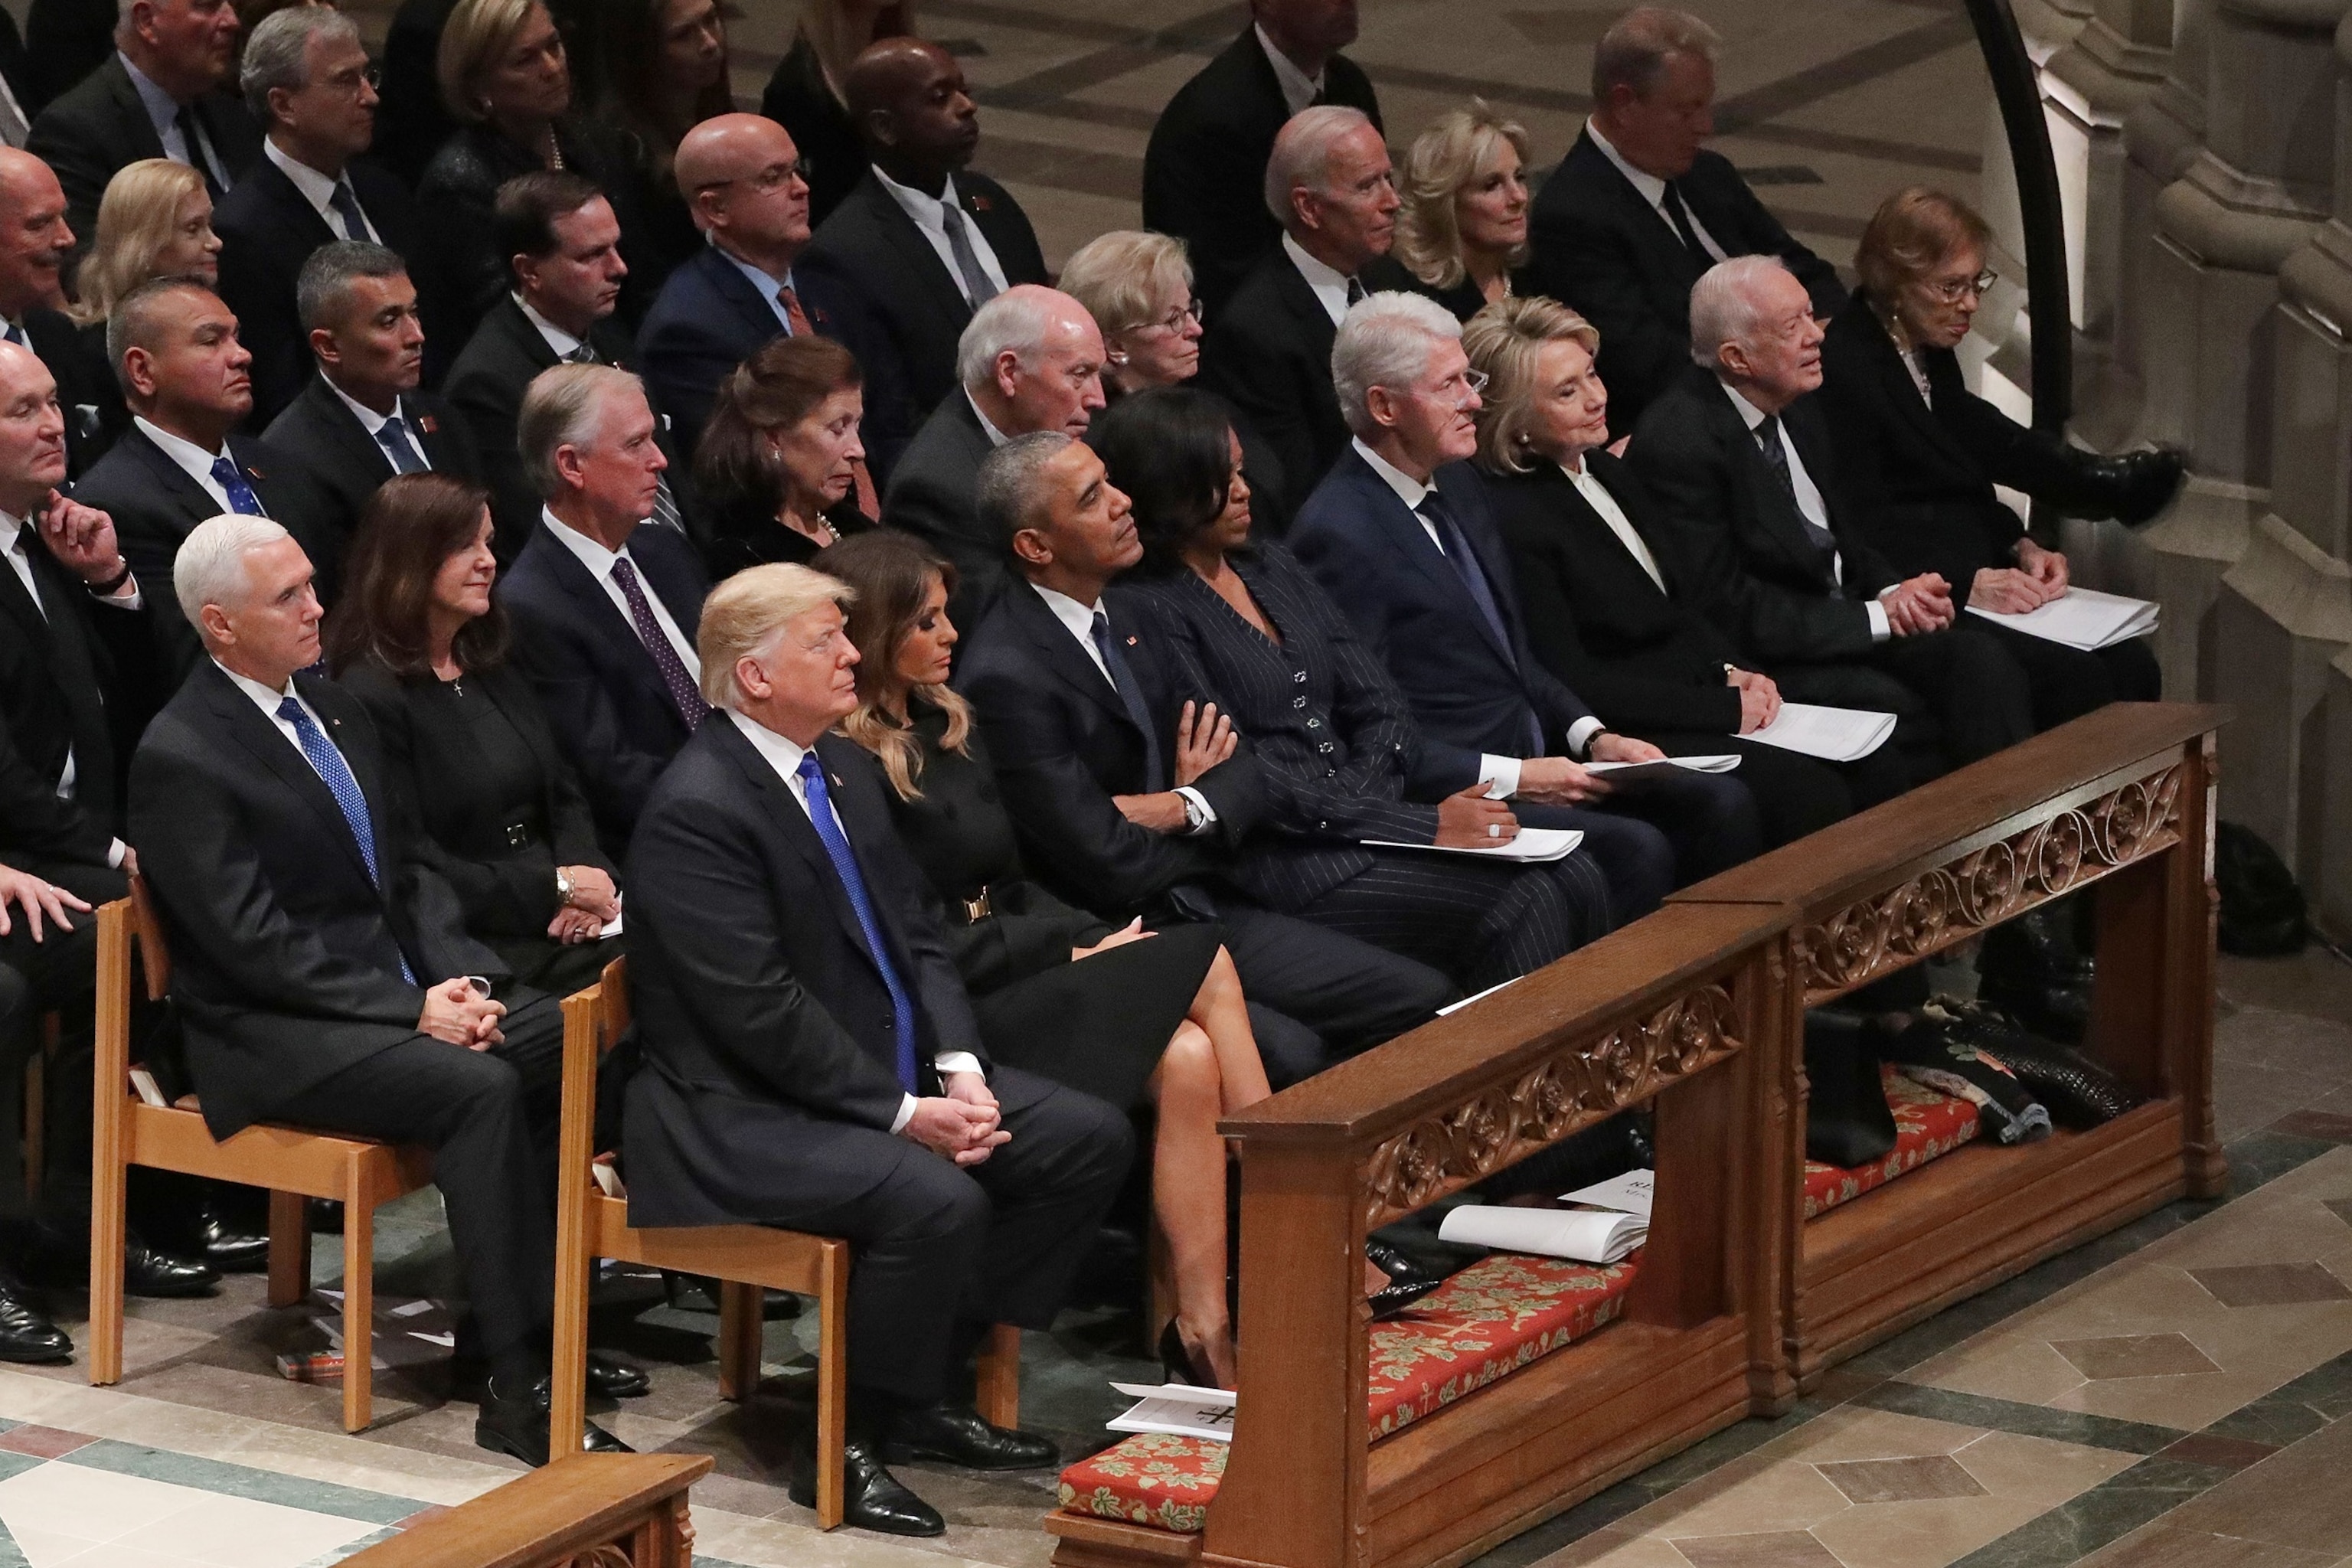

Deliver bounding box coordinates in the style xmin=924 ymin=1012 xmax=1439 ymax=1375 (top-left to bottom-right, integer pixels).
xmin=210 ymin=456 xmax=265 ymax=516
xmin=276 ymin=696 xmax=414 ymax=984
xmin=328 ymin=178 xmax=374 ymax=243
xmin=2 ymin=322 xmax=23 ymax=348
xmin=1419 ymin=492 xmax=1544 ymax=756
xmin=1090 ymin=609 xmax=1165 ymax=792
xmin=375 ymin=414 xmax=428 ymax=475
xmin=795 ymin=751 xmax=919 ymax=1093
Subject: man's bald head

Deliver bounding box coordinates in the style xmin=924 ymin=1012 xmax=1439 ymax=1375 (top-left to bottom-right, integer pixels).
xmin=0 ymin=150 xmax=72 ymax=317
xmin=845 ymin=38 xmax=978 ymax=184
xmin=0 ymin=339 xmax=66 ymax=514
xmin=675 ymin=113 xmax=813 ymax=267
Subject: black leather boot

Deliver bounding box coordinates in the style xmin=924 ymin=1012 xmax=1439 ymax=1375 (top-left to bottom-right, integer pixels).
xmin=2063 ymin=444 xmax=2185 ymax=526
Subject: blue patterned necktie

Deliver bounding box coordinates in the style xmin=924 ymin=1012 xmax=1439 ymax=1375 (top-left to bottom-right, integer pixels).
xmin=276 ymin=696 xmax=414 ymax=983
xmin=375 ymin=414 xmax=428 ymax=475
xmin=795 ymin=751 xmax=919 ymax=1092
xmin=210 ymin=456 xmax=265 ymax=515
xmin=328 ymin=178 xmax=374 ymax=243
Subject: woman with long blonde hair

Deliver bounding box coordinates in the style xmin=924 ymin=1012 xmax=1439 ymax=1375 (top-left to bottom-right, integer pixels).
xmin=70 ymin=160 xmax=221 ymax=328
xmin=1393 ymin=100 xmax=1532 ymax=321
xmin=758 ymin=0 xmax=916 ymax=227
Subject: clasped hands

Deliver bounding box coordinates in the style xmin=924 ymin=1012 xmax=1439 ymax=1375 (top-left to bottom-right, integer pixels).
xmin=900 ymin=1070 xmax=1008 ymax=1167
xmin=418 ymin=976 xmax=505 ymax=1050
xmin=1879 ymin=572 xmax=1958 ymax=635
xmin=1968 ymin=539 xmax=2070 ymax=616
xmin=1112 ymin=701 xmax=1234 ymax=831
xmin=547 ymin=864 xmax=620 ymax=944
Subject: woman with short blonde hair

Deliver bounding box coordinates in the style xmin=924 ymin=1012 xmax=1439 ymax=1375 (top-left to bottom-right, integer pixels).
xmin=1057 ymin=231 xmax=1204 ymax=397
xmin=71 ymin=160 xmax=220 ymax=328
xmin=1460 ymin=294 xmax=1598 ymax=473
xmin=1393 ymin=100 xmax=1532 ymax=320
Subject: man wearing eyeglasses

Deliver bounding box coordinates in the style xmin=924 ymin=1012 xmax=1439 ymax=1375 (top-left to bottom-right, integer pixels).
xmin=216 ymin=6 xmax=417 ymax=425
xmin=636 ymin=113 xmax=910 ymax=473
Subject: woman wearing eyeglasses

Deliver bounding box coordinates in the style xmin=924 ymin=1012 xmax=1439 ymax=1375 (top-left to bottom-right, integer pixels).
xmin=1817 ymin=186 xmax=2176 ymax=730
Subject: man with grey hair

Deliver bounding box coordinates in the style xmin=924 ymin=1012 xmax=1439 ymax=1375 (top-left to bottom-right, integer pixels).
xmin=881 ymin=283 xmax=1105 ymax=630
xmin=1526 ymin=5 xmax=1844 ymax=433
xmin=499 ymin=363 xmax=711 ymax=858
xmin=129 ymin=512 xmax=626 ymax=1466
xmin=216 ymin=5 xmax=418 ymax=423
xmin=1199 ymin=103 xmax=1410 ymax=524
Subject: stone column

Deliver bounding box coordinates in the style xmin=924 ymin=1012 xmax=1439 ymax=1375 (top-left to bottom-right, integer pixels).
xmin=2319 ymin=645 xmax=2352 ymax=936
xmin=2047 ymin=0 xmax=2177 ymax=390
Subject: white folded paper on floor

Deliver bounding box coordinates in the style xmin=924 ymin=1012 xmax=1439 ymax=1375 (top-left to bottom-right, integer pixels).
xmin=1742 ymin=703 xmax=1897 ymax=762
xmin=1965 ymin=586 xmax=2159 ymax=650
xmin=1584 ymin=754 xmax=1742 ymax=781
xmin=1363 ymin=827 xmax=1584 ymax=863
xmin=1559 ymin=1168 xmax=1655 ymax=1220
xmin=1438 ymin=1204 xmax=1646 ymax=1264
xmin=1108 ymin=1380 xmax=1237 ymax=1442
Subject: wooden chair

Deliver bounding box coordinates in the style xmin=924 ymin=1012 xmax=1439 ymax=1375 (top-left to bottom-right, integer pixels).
xmin=550 ymin=957 xmax=1022 ymax=1526
xmin=90 ymin=877 xmax=433 ymax=1431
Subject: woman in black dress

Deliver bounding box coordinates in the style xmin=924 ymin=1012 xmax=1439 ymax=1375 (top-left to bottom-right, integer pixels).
xmin=818 ymin=530 xmax=1268 ymax=1389
xmin=584 ymin=0 xmax=734 ymax=297
xmin=325 ymin=474 xmax=623 ymax=997
xmin=757 ymin=0 xmax=916 ymax=229
xmin=694 ymin=335 xmax=876 ymax=580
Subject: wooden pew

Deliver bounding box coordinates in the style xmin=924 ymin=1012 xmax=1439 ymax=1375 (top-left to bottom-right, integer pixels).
xmin=340 ymin=1453 xmax=712 ymax=1566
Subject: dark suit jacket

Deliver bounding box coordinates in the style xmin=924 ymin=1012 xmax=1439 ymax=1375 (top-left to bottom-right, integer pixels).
xmin=621 ymin=719 xmax=986 ymax=1227
xmin=1196 ymin=247 xmax=1410 ymax=523
xmin=27 ymin=57 xmax=263 ymax=276
xmin=498 ymin=516 xmax=709 ymax=858
xmin=71 ymin=423 xmax=318 ymax=681
xmin=20 ymin=0 xmax=112 ymax=115
xmin=879 ymin=390 xmax=1002 ymax=630
xmin=1481 ymin=455 xmax=1745 ymax=737
xmin=126 ymin=662 xmax=502 ymax=1137
xmin=1817 ymin=292 xmax=2079 ymax=611
xmin=1628 ymin=368 xmax=1900 ymax=667
xmin=443 ymin=296 xmax=647 ymax=559
xmin=633 ymin=243 xmax=910 ymax=477
xmin=1140 ymin=25 xmax=1382 ymax=314
xmin=24 ymin=305 xmax=117 ymax=478
xmin=262 ymin=376 xmax=479 ymax=606
xmin=804 ymin=168 xmax=1048 ymax=417
xmin=214 ymin=155 xmax=420 ymax=426
xmin=1524 ymin=130 xmax=1847 ymax=435
xmin=1289 ymin=449 xmax=1596 ymax=779
xmin=952 ymin=579 xmax=1264 ymax=923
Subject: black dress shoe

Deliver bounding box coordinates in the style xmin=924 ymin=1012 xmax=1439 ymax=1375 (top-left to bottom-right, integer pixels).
xmin=587 ymin=1351 xmax=650 ymax=1398
xmin=884 ymin=1400 xmax=1057 ymax=1470
xmin=1367 ymin=1277 xmax=1443 ymax=1321
xmin=789 ymin=1436 xmax=944 ymax=1537
xmin=0 ymin=1282 xmax=70 ymax=1364
xmin=194 ymin=1200 xmax=270 ymax=1274
xmin=124 ymin=1237 xmax=220 ymax=1298
xmin=475 ymin=1375 xmax=633 ymax=1466
xmin=1364 ymin=1238 xmax=1444 ymax=1289
xmin=2069 ymin=445 xmax=2185 ymax=526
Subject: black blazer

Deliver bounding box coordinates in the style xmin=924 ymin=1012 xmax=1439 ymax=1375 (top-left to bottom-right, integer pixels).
xmin=24 ymin=305 xmax=118 ymax=478
xmin=952 ymin=579 xmax=1265 ymax=922
xmin=878 ymin=390 xmax=1002 ymax=631
xmin=497 ymin=515 xmax=710 ymax=859
xmin=1817 ymin=292 xmax=2081 ymax=611
xmin=262 ymin=377 xmax=479 ymax=606
xmin=1524 ymin=130 xmax=1847 ymax=435
xmin=126 ymin=662 xmax=502 ymax=1137
xmin=26 ymin=57 xmax=262 ymax=274
xmin=803 ymin=168 xmax=1049 ymax=417
xmin=443 ymin=296 xmax=649 ymax=560
xmin=71 ymin=423 xmax=318 ymax=681
xmin=19 ymin=0 xmax=110 ymax=116
xmin=621 ymin=720 xmax=985 ymax=1227
xmin=1289 ymin=449 xmax=1596 ymax=778
xmin=758 ymin=31 xmax=866 ymax=231
xmin=633 ymin=243 xmax=910 ymax=476
xmin=1481 ymin=455 xmax=1745 ymax=737
xmin=214 ymin=155 xmax=420 ymax=427
xmin=373 ymin=0 xmax=458 ymax=189
xmin=1197 ymin=247 xmax=1411 ymax=524
xmin=699 ymin=488 xmax=871 ymax=580
xmin=1140 ymin=25 xmax=1382 ymax=314
xmin=1628 ymin=367 xmax=1900 ymax=667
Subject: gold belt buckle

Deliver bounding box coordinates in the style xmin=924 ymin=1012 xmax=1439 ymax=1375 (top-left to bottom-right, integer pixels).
xmin=962 ymin=889 xmax=993 ymax=923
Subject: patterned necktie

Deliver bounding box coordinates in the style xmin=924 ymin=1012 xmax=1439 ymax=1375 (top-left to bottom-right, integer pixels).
xmin=608 ymin=555 xmax=709 ymax=729
xmin=1659 ymin=180 xmax=1707 ymax=258
xmin=328 ymin=178 xmax=374 ymax=243
xmin=942 ymin=204 xmax=1000 ymax=309
xmin=210 ymin=456 xmax=266 ymax=515
xmin=174 ymin=105 xmax=224 ymax=200
xmin=375 ymin=414 xmax=428 ymax=475
xmin=1418 ymin=493 xmax=1543 ymax=754
xmin=564 ymin=342 xmax=596 ymax=364
xmin=776 ymin=283 xmax=812 ymax=337
xmin=1091 ymin=609 xmax=1165 ymax=792
xmin=1753 ymin=415 xmax=1838 ymax=557
xmin=276 ymin=696 xmax=415 ymax=982
xmin=795 ymin=750 xmax=919 ymax=1092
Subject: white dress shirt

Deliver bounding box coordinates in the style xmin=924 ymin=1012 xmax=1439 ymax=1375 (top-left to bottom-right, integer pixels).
xmin=967 ymin=392 xmax=1012 ymax=449
xmin=1560 ymin=456 xmax=1665 ymax=593
xmin=121 ymin=53 xmax=230 ymax=193
xmin=539 ymin=509 xmax=701 ymax=678
xmin=133 ymin=416 xmax=253 ymax=516
xmin=1256 ymin=22 xmax=1324 ymax=116
xmin=1717 ymin=382 xmax=1890 ymax=640
xmin=2 ymin=511 xmax=134 ymax=865
xmin=1351 ymin=440 xmax=1605 ymax=779
xmin=515 ymin=295 xmax=586 ymax=361
xmin=326 ymin=380 xmax=411 ymax=439
xmin=1030 ymin=583 xmax=1216 ymax=832
xmin=214 ymin=659 xmax=329 ymax=759
xmin=1586 ymin=116 xmax=1726 ymax=263
xmin=262 ymin=139 xmax=377 ymax=243
xmin=724 ymin=709 xmax=982 ymax=1132
xmin=1284 ymin=234 xmax=1354 ymax=328
xmin=871 ymin=166 xmax=1009 ymax=306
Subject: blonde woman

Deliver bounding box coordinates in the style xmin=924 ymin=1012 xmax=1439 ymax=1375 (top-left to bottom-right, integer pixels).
xmin=1393 ymin=100 xmax=1531 ymax=321
xmin=760 ymin=0 xmax=917 ymax=227
xmin=70 ymin=160 xmax=221 ymax=327
xmin=1058 ymin=230 xmax=1206 ymax=398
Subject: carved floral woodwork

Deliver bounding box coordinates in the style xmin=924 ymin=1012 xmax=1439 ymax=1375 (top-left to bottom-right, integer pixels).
xmin=1361 ymin=985 xmax=1740 ymax=1229
xmin=1796 ymin=764 xmax=2183 ymax=1004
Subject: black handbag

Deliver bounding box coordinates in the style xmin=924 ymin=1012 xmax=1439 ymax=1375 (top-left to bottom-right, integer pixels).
xmin=2216 ymin=822 xmax=2307 ymax=957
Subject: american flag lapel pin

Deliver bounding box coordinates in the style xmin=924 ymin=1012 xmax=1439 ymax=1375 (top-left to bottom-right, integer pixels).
xmin=1126 ymin=635 xmax=1138 ymax=646
xmin=416 ymin=413 xmax=439 ymax=434
xmin=970 ymin=194 xmax=992 ymax=213
xmin=246 ymin=464 xmax=266 ymax=479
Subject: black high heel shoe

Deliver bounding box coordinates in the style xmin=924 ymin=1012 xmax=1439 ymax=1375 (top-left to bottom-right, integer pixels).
xmin=1158 ymin=1321 xmax=1223 ymax=1389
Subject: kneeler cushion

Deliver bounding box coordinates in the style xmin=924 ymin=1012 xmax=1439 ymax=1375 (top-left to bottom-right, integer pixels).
xmin=1803 ymin=1068 xmax=1980 ymax=1220
xmin=1057 ymin=1253 xmax=1641 ymax=1534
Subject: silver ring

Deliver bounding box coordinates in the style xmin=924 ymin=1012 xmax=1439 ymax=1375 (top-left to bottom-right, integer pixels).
xmin=1487 ymin=824 xmax=1501 ymax=839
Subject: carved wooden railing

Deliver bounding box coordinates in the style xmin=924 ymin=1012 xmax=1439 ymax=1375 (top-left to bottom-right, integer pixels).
xmin=341 ymin=1454 xmax=712 ymax=1567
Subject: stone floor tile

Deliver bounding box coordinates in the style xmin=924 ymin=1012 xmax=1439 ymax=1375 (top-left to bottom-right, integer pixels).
xmin=1522 ymin=1528 xmax=1694 ymax=1568
xmin=2187 ymin=1263 xmax=2352 ymax=1308
xmin=0 ymin=1431 xmax=88 ymax=1461
xmin=0 ymin=1464 xmax=207 ymax=1544
xmin=1943 ymin=1431 xmax=2141 ymax=1510
xmin=1808 ymin=1495 xmax=2052 ymax=1568
xmin=2152 ymin=1433 xmax=2279 ymax=1471
xmin=2272 ymin=1112 xmax=2352 ymax=1144
xmin=2156 ymin=1417 xmax=2352 ymax=1553
xmin=1815 ymin=1454 xmax=1987 ymax=1505
xmin=1752 ymin=1408 xmax=1985 ymax=1466
xmin=2048 ymin=1370 xmax=2282 ymax=1433
xmin=9 ymin=1525 xmax=105 ymax=1568
xmin=2325 ymin=1198 xmax=2352 ymax=1228
xmin=1855 ymin=1383 xmax=2180 ymax=1452
xmin=108 ymin=1494 xmax=379 ymax=1568
xmin=1909 ymin=1339 xmax=2090 ymax=1407
xmin=1664 ymin=1532 xmax=1844 ymax=1568
xmin=2075 ymin=1521 xmax=2341 ymax=1567
xmin=2052 ymin=1334 xmax=2225 ymax=1381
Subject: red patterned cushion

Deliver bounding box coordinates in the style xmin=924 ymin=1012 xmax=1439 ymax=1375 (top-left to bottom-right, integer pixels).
xmin=1056 ymin=1253 xmax=1639 ymax=1532
xmin=1804 ymin=1069 xmax=1979 ymax=1220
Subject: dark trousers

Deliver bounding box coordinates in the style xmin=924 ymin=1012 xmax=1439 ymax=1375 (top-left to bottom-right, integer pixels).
xmin=0 ymin=860 xmax=124 ymax=1227
xmin=1975 ymin=619 xmax=2161 ymax=730
xmin=750 ymin=1065 xmax=1132 ymax=1407
xmin=1295 ymin=844 xmax=1612 ymax=993
xmin=1778 ymin=626 xmax=2034 ymax=773
xmin=1212 ymin=902 xmax=1454 ymax=1076
xmin=1644 ymin=732 xmax=1871 ymax=848
xmin=272 ymin=994 xmax=566 ymax=1363
xmin=1517 ymin=773 xmax=1756 ymax=901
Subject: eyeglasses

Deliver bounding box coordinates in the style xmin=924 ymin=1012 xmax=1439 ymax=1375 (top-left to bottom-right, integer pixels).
xmin=698 ymin=161 xmax=806 ymax=196
xmin=1134 ymin=299 xmax=1203 ymax=336
xmin=1429 ymin=367 xmax=1488 ymax=406
xmin=1925 ymin=268 xmax=1998 ymax=304
xmin=323 ymin=64 xmax=381 ymax=95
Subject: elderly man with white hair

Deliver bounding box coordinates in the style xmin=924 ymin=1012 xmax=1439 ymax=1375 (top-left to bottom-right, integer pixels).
xmin=1290 ymin=291 xmax=1761 ymax=913
xmin=126 ymin=512 xmax=627 ymax=1465
xmin=622 ymin=560 xmax=1132 ymax=1536
xmin=1199 ymin=103 xmax=1413 ymax=524
xmin=880 ymin=283 xmax=1106 ymax=629
xmin=1628 ymin=253 xmax=2035 ymax=771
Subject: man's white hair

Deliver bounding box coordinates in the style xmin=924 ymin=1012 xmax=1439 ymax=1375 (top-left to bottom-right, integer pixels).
xmin=175 ymin=514 xmax=293 ymax=636
xmin=1264 ymin=104 xmax=1376 ymax=227
xmin=1687 ymin=254 xmax=1792 ymax=370
xmin=956 ymin=286 xmax=1086 ymax=394
xmin=1331 ymin=290 xmax=1462 ymax=439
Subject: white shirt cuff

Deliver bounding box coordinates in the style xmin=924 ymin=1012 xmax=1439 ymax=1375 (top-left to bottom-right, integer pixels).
xmin=1565 ymin=716 xmax=1606 ymax=758
xmin=890 ymin=1093 xmax=917 ymax=1134
xmin=1478 ymin=753 xmax=1521 ymax=799
xmin=1866 ymin=594 xmax=1891 ymax=642
xmin=935 ymin=1052 xmax=984 ymax=1079
xmin=96 ymin=577 xmax=140 ymax=608
xmin=1173 ymin=786 xmax=1217 ymax=834
xmin=106 ymin=838 xmax=126 ymax=869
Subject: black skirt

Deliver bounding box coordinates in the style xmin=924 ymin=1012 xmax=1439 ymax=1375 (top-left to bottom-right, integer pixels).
xmin=972 ymin=922 xmax=1223 ymax=1111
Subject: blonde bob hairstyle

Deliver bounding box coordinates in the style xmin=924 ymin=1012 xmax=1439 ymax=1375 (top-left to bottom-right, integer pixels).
xmin=1461 ymin=294 xmax=1602 ymax=475
xmin=1393 ymin=100 xmax=1530 ymax=292
xmin=697 ymin=562 xmax=855 ymax=710
xmin=70 ymin=159 xmax=209 ymax=328
xmin=438 ymin=0 xmax=556 ymax=123
xmin=1057 ymin=230 xmax=1193 ymax=341
xmin=1854 ymin=185 xmax=1994 ymax=304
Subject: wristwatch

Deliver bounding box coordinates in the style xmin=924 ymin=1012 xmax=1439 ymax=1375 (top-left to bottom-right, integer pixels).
xmin=555 ymin=867 xmax=574 ymax=907
xmin=1180 ymin=791 xmax=1208 ymax=833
